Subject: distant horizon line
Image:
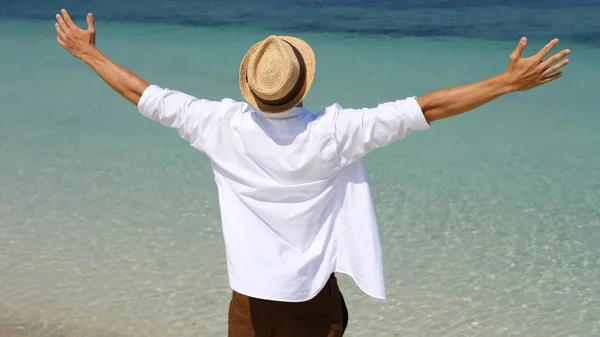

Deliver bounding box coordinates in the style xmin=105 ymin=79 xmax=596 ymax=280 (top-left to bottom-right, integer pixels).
xmin=1 ymin=13 xmax=598 ymax=47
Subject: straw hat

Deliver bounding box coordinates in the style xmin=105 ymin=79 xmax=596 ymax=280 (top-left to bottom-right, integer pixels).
xmin=239 ymin=35 xmax=315 ymax=113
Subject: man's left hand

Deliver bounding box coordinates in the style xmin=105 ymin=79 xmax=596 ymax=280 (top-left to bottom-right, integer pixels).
xmin=55 ymin=9 xmax=96 ymax=60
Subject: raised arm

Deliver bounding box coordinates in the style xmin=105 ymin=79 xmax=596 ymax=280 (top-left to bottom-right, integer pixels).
xmin=332 ymin=37 xmax=570 ymax=166
xmin=54 ymin=9 xmax=149 ymax=105
xmin=418 ymin=37 xmax=570 ymax=123
xmin=54 ymin=9 xmax=228 ymax=151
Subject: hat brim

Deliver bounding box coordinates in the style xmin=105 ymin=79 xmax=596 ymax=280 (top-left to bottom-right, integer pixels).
xmin=239 ymin=36 xmax=315 ymax=114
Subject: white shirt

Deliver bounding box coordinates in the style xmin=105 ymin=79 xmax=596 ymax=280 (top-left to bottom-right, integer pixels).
xmin=137 ymin=85 xmax=430 ymax=302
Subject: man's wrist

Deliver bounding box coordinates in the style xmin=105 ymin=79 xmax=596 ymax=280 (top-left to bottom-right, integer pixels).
xmin=493 ymin=72 xmax=518 ymax=95
xmin=79 ymin=47 xmax=102 ymax=65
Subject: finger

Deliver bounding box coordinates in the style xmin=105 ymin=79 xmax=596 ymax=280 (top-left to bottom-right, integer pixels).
xmin=542 ymin=48 xmax=571 ymax=68
xmin=86 ymin=13 xmax=95 ymax=32
xmin=510 ymin=37 xmax=528 ymax=59
xmin=56 ymin=13 xmax=68 ymax=32
xmin=536 ymin=38 xmax=559 ymax=60
xmin=55 ymin=22 xmax=66 ymax=40
xmin=61 ymin=9 xmax=75 ymax=27
xmin=56 ymin=36 xmax=66 ymax=48
xmin=541 ymin=71 xmax=563 ymax=84
xmin=542 ymin=59 xmax=569 ymax=77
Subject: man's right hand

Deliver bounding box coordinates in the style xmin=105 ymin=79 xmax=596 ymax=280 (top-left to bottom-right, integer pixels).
xmin=55 ymin=9 xmax=97 ymax=60
xmin=417 ymin=37 xmax=571 ymax=123
xmin=502 ymin=37 xmax=570 ymax=92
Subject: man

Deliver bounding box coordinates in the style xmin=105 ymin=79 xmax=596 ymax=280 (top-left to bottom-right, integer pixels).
xmin=54 ymin=9 xmax=569 ymax=337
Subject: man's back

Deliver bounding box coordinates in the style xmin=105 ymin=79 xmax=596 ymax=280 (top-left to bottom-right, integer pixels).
xmin=137 ymin=84 xmax=431 ymax=302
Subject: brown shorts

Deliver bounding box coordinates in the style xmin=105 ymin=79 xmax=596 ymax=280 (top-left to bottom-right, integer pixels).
xmin=228 ymin=274 xmax=349 ymax=337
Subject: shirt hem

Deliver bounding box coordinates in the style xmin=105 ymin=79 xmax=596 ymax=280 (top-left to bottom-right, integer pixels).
xmin=229 ymin=277 xmax=330 ymax=303
xmin=228 ymin=269 xmax=386 ymax=303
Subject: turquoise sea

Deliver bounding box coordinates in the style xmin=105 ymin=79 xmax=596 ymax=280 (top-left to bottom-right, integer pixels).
xmin=1 ymin=1 xmax=599 ymax=336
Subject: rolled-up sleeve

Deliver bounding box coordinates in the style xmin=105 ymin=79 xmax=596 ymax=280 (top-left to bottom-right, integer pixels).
xmin=137 ymin=85 xmax=223 ymax=150
xmin=332 ymin=97 xmax=430 ymax=166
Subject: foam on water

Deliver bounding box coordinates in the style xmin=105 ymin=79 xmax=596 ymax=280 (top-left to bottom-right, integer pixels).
xmin=1 ymin=16 xmax=599 ymax=337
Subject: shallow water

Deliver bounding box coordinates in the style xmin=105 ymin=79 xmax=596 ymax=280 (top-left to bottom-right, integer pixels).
xmin=1 ymin=1 xmax=599 ymax=336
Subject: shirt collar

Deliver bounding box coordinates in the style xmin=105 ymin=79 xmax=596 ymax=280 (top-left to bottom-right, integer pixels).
xmin=256 ymin=107 xmax=307 ymax=119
